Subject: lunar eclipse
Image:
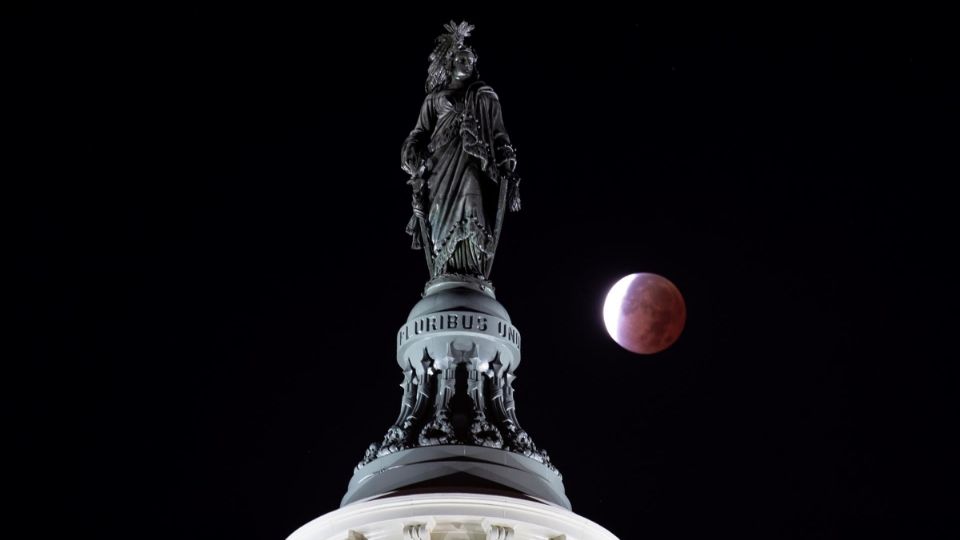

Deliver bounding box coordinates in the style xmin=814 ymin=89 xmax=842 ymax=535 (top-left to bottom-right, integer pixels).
xmin=603 ymin=273 xmax=687 ymax=354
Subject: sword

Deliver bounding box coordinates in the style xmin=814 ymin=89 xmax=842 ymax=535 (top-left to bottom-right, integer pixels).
xmin=484 ymin=170 xmax=516 ymax=278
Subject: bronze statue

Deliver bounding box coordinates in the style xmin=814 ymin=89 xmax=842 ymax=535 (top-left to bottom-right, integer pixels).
xmin=402 ymin=21 xmax=521 ymax=281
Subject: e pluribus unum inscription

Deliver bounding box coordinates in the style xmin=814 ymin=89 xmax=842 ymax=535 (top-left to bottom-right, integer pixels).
xmin=397 ymin=312 xmax=521 ymax=350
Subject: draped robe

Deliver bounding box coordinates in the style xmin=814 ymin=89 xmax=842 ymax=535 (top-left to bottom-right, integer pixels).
xmin=403 ymin=80 xmax=514 ymax=277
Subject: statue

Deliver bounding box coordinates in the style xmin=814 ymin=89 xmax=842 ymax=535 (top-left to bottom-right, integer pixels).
xmin=402 ymin=21 xmax=521 ymax=282
xmin=348 ymin=23 xmax=561 ymax=487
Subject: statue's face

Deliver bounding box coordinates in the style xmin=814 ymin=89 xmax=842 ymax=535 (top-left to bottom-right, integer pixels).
xmin=451 ymin=50 xmax=476 ymax=81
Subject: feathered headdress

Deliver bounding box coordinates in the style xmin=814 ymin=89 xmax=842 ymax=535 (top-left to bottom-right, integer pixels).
xmin=425 ymin=20 xmax=476 ymax=94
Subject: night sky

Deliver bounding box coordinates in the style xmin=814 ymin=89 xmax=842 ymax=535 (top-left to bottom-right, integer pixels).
xmin=12 ymin=13 xmax=956 ymax=539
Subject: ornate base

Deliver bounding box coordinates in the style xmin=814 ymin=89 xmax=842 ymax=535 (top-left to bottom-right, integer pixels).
xmin=358 ymin=340 xmax=555 ymax=474
xmin=344 ymin=446 xmax=569 ymax=509
xmin=351 ymin=282 xmax=561 ymax=511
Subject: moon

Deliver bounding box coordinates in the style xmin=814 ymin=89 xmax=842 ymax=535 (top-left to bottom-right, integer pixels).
xmin=603 ymin=273 xmax=686 ymax=354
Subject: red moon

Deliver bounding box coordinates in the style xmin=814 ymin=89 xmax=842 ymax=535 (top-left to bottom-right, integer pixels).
xmin=603 ymin=273 xmax=686 ymax=354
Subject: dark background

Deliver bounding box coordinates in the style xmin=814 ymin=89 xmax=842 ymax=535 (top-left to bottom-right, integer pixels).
xmin=11 ymin=12 xmax=956 ymax=539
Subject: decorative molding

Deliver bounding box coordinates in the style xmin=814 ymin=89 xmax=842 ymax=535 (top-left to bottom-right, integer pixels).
xmin=487 ymin=524 xmax=515 ymax=540
xmin=357 ymin=339 xmax=557 ymax=475
xmin=403 ymin=523 xmax=429 ymax=540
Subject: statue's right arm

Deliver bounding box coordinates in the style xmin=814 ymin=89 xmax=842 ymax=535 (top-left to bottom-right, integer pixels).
xmin=401 ymin=94 xmax=436 ymax=175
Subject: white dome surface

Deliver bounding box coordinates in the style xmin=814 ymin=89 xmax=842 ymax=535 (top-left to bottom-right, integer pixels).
xmin=288 ymin=492 xmax=619 ymax=540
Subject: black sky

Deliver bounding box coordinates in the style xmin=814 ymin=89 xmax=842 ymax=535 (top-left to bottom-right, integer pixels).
xmin=11 ymin=12 xmax=957 ymax=540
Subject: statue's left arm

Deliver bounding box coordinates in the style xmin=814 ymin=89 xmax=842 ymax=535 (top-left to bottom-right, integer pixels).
xmin=479 ymin=90 xmax=521 ymax=212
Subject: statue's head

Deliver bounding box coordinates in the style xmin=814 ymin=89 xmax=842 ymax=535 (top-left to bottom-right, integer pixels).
xmin=451 ymin=48 xmax=477 ymax=82
xmin=425 ymin=21 xmax=478 ymax=93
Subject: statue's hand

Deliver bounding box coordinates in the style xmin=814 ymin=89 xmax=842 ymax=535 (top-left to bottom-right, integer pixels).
xmin=401 ymin=145 xmax=421 ymax=175
xmin=406 ymin=177 xmax=425 ymax=193
xmin=402 ymin=158 xmax=418 ymax=176
xmin=410 ymin=191 xmax=426 ymax=218
xmin=496 ymin=144 xmax=517 ymax=174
